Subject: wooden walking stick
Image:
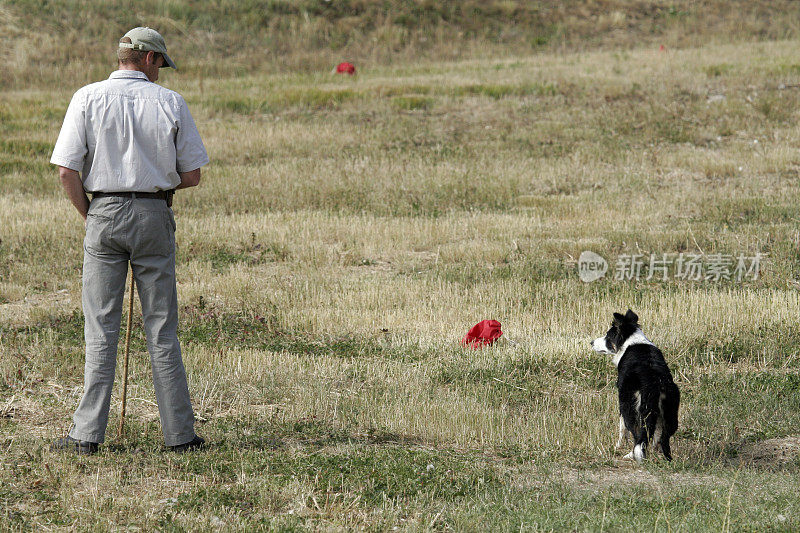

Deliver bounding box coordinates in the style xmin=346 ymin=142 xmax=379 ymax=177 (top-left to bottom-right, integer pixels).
xmin=117 ymin=268 xmax=135 ymax=438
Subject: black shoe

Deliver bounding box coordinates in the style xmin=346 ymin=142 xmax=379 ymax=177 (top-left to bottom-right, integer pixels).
xmin=51 ymin=435 xmax=99 ymax=455
xmin=169 ymin=435 xmax=205 ymax=453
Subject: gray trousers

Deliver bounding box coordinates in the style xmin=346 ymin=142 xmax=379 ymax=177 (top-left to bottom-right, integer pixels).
xmin=69 ymin=195 xmax=195 ymax=446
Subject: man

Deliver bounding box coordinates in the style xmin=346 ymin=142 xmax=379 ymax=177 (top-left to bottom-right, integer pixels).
xmin=50 ymin=27 xmax=209 ymax=454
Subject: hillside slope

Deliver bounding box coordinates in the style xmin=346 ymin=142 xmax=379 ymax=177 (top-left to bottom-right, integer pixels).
xmin=3 ymin=0 xmax=800 ymax=87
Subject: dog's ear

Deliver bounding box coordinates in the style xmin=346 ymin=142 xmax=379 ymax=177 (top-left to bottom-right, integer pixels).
xmin=625 ymin=309 xmax=638 ymax=324
xmin=612 ymin=312 xmax=625 ymax=325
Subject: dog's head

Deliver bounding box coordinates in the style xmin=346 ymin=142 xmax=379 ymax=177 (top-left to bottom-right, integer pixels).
xmin=591 ymin=309 xmax=640 ymax=355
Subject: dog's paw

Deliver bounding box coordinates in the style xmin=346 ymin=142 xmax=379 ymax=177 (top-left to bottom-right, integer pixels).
xmin=633 ymin=444 xmax=645 ymax=463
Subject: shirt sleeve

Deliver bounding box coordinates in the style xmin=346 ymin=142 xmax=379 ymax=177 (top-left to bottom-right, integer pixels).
xmin=50 ymin=90 xmax=87 ymax=171
xmin=175 ymin=97 xmax=210 ymax=172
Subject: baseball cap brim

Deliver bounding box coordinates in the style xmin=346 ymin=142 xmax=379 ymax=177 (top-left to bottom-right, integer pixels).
xmin=160 ymin=52 xmax=177 ymax=70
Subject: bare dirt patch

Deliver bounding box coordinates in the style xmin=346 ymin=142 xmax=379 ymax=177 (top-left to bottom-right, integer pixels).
xmin=559 ymin=463 xmax=721 ymax=491
xmin=735 ymin=437 xmax=800 ymax=468
xmin=512 ymin=460 xmax=721 ymax=492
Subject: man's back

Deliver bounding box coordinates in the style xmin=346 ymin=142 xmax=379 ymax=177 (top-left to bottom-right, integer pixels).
xmin=52 ymin=70 xmax=207 ymax=193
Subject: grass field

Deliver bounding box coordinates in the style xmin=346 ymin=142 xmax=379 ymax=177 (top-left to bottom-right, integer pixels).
xmin=3 ymin=12 xmax=800 ymax=531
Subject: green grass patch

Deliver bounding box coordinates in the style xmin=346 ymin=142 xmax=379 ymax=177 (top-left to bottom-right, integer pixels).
xmin=702 ymin=197 xmax=796 ymax=227
xmin=773 ymin=62 xmax=800 ymax=75
xmin=0 ymin=139 xmax=53 ymax=158
xmin=449 ymin=472 xmax=798 ymax=531
xmin=205 ymin=88 xmax=364 ymax=114
xmin=0 ymin=310 xmax=85 ymax=350
xmin=683 ymin=321 xmax=800 ymax=366
xmin=189 ymin=241 xmax=290 ymax=272
xmin=182 ymin=306 xmax=401 ymax=359
xmin=704 ymin=63 xmax=735 ymax=77
xmin=178 ymin=424 xmax=502 ymax=506
xmin=682 ymin=371 xmax=800 ymax=456
xmin=272 ymin=446 xmax=501 ymax=504
xmin=277 ymin=87 xmax=361 ymax=108
xmin=391 ymin=95 xmax=434 ymax=111
xmin=433 ymin=353 xmax=613 ymax=409
xmin=0 ymin=158 xmax=51 ymax=177
xmin=380 ymin=82 xmax=560 ymax=99
xmin=204 ymin=82 xmax=560 ymax=116
xmin=451 ymin=82 xmax=559 ymax=98
xmin=208 ymin=97 xmax=271 ymax=115
xmin=176 ymin=485 xmax=262 ymax=514
xmin=753 ymin=93 xmax=796 ymax=122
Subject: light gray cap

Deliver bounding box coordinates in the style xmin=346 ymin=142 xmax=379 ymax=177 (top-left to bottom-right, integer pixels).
xmin=119 ymin=27 xmax=177 ymax=70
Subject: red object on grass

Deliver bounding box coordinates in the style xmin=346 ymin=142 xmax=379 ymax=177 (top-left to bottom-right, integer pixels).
xmin=461 ymin=320 xmax=503 ymax=349
xmin=659 ymin=45 xmax=666 ymax=52
xmin=335 ymin=62 xmax=356 ymax=75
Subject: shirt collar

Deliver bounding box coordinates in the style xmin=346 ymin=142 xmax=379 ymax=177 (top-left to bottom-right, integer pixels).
xmin=109 ymin=70 xmax=150 ymax=81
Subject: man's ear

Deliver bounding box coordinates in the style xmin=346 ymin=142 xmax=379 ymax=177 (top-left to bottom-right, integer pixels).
xmin=145 ymin=50 xmax=156 ymax=65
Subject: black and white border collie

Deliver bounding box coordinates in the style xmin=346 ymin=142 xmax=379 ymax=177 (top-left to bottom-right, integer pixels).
xmin=591 ymin=309 xmax=680 ymax=462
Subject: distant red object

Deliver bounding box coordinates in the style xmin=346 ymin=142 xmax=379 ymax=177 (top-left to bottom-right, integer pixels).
xmin=659 ymin=45 xmax=666 ymax=52
xmin=335 ymin=62 xmax=356 ymax=75
xmin=461 ymin=320 xmax=503 ymax=349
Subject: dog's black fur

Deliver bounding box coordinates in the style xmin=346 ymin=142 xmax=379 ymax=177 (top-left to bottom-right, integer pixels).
xmin=593 ymin=309 xmax=680 ymax=461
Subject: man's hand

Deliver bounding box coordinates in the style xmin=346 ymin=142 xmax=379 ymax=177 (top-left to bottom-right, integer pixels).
xmin=58 ymin=166 xmax=89 ymax=220
xmin=176 ymin=168 xmax=201 ymax=189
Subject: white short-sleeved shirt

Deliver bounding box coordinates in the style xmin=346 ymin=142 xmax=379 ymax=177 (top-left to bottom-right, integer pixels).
xmin=50 ymin=70 xmax=209 ymax=193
